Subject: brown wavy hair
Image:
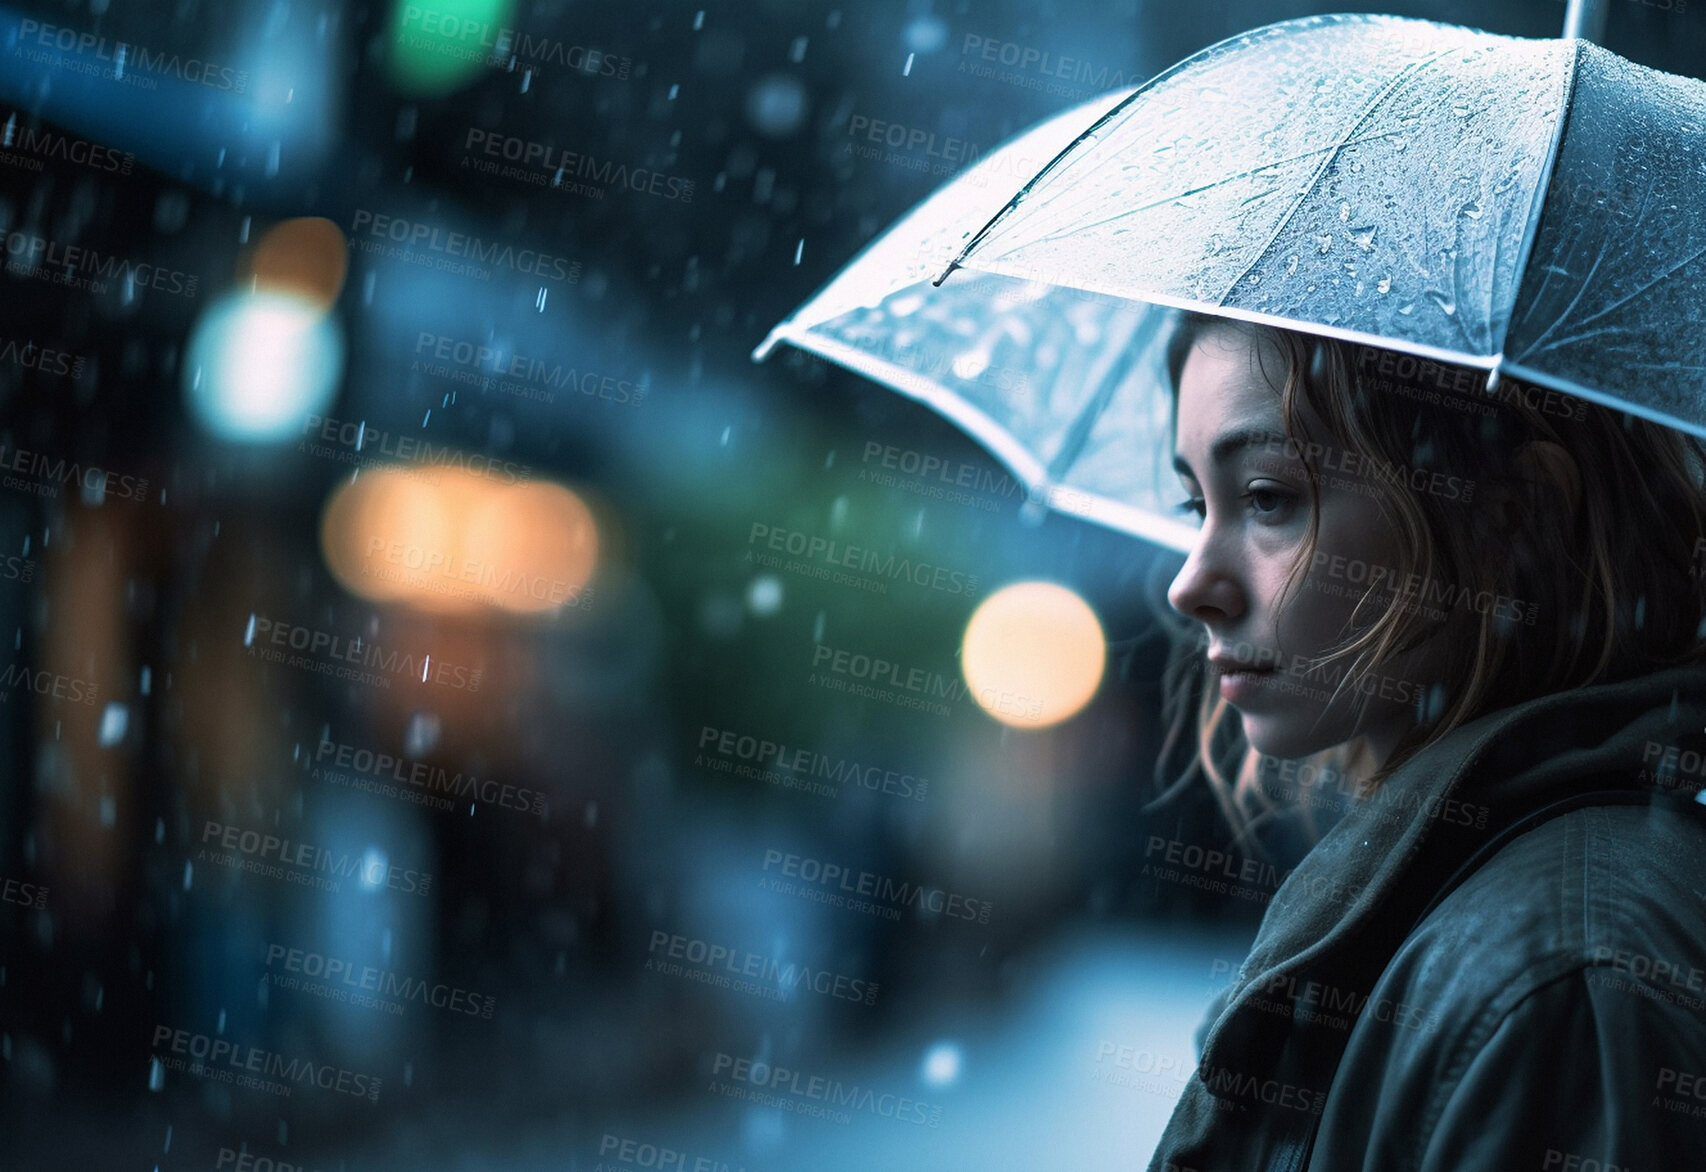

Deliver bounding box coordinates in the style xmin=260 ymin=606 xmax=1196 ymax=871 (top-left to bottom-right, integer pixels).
xmin=1149 ymin=312 xmax=1706 ymax=852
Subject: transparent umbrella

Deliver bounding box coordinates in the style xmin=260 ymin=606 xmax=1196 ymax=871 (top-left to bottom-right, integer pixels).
xmin=753 ymin=11 xmax=1706 ymax=552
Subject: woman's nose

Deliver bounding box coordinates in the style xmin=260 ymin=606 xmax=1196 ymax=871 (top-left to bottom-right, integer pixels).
xmin=1167 ymin=535 xmax=1244 ymax=625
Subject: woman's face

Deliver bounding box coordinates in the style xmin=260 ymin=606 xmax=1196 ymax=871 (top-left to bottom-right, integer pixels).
xmin=1166 ymin=326 xmax=1437 ymax=764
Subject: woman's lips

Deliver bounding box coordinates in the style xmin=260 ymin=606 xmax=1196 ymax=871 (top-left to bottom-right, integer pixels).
xmin=1218 ymin=666 xmax=1277 ymax=704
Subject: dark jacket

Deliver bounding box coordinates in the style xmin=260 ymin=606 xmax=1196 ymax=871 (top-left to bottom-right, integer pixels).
xmin=1148 ymin=663 xmax=1706 ymax=1172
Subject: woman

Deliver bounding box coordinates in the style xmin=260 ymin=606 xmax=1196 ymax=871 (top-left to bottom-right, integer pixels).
xmin=1145 ymin=314 xmax=1706 ymax=1172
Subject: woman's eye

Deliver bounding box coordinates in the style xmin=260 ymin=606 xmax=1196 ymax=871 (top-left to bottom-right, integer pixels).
xmin=1173 ymin=497 xmax=1206 ymax=521
xmin=1244 ymin=485 xmax=1293 ymax=518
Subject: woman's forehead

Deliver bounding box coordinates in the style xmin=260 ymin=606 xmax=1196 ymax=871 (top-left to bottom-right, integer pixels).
xmin=1176 ymin=339 xmax=1285 ymax=443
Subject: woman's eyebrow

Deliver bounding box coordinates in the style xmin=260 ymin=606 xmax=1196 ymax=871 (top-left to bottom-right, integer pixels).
xmin=1172 ymin=426 xmax=1291 ymax=477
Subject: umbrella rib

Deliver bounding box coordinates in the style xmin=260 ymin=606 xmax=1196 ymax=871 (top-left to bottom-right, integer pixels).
xmin=1216 ymin=46 xmax=1463 ymax=305
xmin=1479 ymin=197 xmax=1521 ymax=356
xmin=1514 ymin=227 xmax=1617 ymax=359
xmin=1045 ymin=309 xmax=1160 ymax=482
xmin=1515 ymin=160 xmax=1664 ymax=357
xmin=989 ymin=136 xmax=1405 ymax=257
xmin=1540 ymin=238 xmax=1706 ymax=342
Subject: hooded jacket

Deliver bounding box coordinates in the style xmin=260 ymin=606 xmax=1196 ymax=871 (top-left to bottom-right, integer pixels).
xmin=1147 ymin=662 xmax=1706 ymax=1172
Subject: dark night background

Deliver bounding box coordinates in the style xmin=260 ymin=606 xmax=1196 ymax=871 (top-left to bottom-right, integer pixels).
xmin=0 ymin=0 xmax=1699 ymax=1168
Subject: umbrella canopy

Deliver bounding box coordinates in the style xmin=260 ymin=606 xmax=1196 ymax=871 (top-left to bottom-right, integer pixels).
xmin=753 ymin=13 xmax=1706 ymax=553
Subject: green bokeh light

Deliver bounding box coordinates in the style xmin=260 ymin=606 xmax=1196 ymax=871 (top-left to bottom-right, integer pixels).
xmin=387 ymin=0 xmax=517 ymax=95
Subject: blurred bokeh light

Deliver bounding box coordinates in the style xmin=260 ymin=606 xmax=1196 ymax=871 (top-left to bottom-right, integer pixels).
xmin=385 ymin=0 xmax=518 ymax=95
xmin=320 ymin=464 xmax=599 ymax=615
xmin=961 ymin=581 xmax=1107 ymax=728
xmin=183 ymin=288 xmax=346 ymax=442
xmin=244 ymin=216 xmax=349 ymax=310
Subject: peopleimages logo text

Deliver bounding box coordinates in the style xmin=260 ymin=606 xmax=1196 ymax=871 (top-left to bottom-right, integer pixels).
xmin=0 ymin=442 xmax=149 ymax=502
xmin=695 ymin=724 xmax=929 ymax=800
xmin=265 ymin=943 xmax=495 ymax=1018
xmin=14 ymin=20 xmax=250 ymax=91
xmin=0 ymin=229 xmax=198 ymax=297
xmin=349 ymin=210 xmax=579 ymax=282
xmin=748 ymin=523 xmax=979 ymax=596
xmin=398 ymin=6 xmax=634 ymax=78
xmin=245 ymin=613 xmax=484 ymax=693
xmin=315 ymin=737 xmax=546 ymax=816
xmin=199 ymin=819 xmax=433 ymax=897
xmin=150 ymin=1025 xmax=380 ymax=1101
xmin=463 ymin=129 xmax=694 ymax=202
xmin=1 ymin=122 xmax=134 ymax=175
xmin=810 ymin=642 xmax=1042 ymax=722
xmin=710 ymin=1052 xmax=944 ymax=1126
xmin=761 ymin=849 xmax=992 ymax=924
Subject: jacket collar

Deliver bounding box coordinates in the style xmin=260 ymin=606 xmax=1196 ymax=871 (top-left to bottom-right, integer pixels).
xmin=1195 ymin=661 xmax=1706 ymax=1091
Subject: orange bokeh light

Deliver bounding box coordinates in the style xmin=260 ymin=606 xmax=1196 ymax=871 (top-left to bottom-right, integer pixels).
xmin=246 ymin=217 xmax=349 ymax=311
xmin=321 ymin=465 xmax=598 ymax=616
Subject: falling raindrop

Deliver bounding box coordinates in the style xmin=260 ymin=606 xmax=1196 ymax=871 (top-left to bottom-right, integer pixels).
xmin=405 ymin=712 xmax=441 ymax=756
xmin=747 ymin=576 xmax=783 ymax=616
xmin=98 ymin=703 xmax=128 ymax=747
xmin=922 ymin=1041 xmax=963 ymax=1088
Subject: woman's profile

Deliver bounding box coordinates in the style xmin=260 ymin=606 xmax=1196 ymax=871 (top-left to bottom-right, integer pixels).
xmin=1145 ymin=313 xmax=1706 ymax=1171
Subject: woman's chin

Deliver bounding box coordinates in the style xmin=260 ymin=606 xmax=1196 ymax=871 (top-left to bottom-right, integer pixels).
xmin=1238 ymin=716 xmax=1338 ymax=762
